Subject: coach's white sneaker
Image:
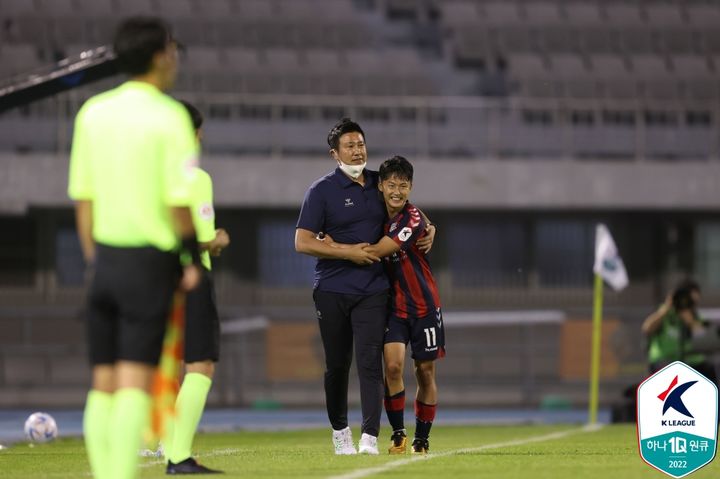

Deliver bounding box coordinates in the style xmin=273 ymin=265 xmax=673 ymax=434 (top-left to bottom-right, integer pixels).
xmin=332 ymin=427 xmax=357 ymax=455
xmin=358 ymin=433 xmax=379 ymax=455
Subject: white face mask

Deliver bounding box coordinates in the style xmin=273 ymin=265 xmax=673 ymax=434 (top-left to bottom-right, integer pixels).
xmin=337 ymin=161 xmax=366 ymax=180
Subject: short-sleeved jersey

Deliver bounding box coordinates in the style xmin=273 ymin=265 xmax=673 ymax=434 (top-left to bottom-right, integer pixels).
xmin=384 ymin=202 xmax=441 ymax=319
xmin=68 ymin=80 xmax=199 ymax=252
xmin=190 ymin=168 xmax=216 ymax=270
xmin=296 ymin=167 xmax=388 ymax=295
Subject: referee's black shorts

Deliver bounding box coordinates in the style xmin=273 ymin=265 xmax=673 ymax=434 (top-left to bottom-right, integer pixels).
xmin=87 ymin=244 xmax=180 ymax=366
xmin=184 ymin=268 xmax=220 ymax=363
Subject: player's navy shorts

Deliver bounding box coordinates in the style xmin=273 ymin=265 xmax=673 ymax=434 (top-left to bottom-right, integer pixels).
xmin=87 ymin=244 xmax=179 ymax=366
xmin=184 ymin=268 xmax=220 ymax=363
xmin=384 ymin=308 xmax=446 ymax=361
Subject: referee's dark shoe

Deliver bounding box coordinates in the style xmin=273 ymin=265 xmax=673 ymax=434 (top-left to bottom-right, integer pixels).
xmin=166 ymin=457 xmax=223 ymax=475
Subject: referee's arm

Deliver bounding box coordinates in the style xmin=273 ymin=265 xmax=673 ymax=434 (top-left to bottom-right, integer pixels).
xmin=173 ymin=206 xmax=202 ymax=291
xmin=74 ymin=200 xmax=95 ymax=263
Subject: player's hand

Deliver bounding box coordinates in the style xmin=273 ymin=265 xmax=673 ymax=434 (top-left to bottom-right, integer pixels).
xmin=417 ymin=223 xmax=436 ymax=254
xmin=345 ymin=243 xmax=380 ymax=265
xmin=180 ymin=264 xmax=202 ymax=291
xmin=210 ymin=228 xmax=230 ymax=256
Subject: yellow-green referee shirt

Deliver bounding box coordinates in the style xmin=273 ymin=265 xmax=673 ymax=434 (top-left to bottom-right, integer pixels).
xmin=68 ymin=81 xmax=199 ymax=252
xmin=190 ymin=168 xmax=216 ymax=270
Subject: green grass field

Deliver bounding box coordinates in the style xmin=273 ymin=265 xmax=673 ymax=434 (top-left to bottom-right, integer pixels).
xmin=1 ymin=424 xmax=718 ymax=478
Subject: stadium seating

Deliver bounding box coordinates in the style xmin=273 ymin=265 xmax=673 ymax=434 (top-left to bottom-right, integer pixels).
xmin=0 ymin=0 xmax=718 ymax=160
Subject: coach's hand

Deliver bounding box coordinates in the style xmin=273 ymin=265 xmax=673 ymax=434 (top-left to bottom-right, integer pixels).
xmin=345 ymin=243 xmax=380 ymax=265
xmin=417 ymin=223 xmax=436 ymax=254
xmin=180 ymin=264 xmax=202 ymax=291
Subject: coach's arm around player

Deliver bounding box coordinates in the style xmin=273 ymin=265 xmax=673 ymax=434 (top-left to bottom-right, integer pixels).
xmin=295 ymin=228 xmax=380 ymax=265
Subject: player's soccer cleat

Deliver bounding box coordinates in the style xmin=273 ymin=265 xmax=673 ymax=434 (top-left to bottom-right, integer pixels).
xmin=166 ymin=457 xmax=222 ymax=474
xmin=358 ymin=433 xmax=379 ymax=455
xmin=332 ymin=427 xmax=357 ymax=455
xmin=411 ymin=438 xmax=429 ymax=455
xmin=388 ymin=430 xmax=407 ymax=454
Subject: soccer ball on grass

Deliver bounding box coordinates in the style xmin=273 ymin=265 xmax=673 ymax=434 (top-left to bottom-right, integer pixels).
xmin=24 ymin=412 xmax=58 ymax=443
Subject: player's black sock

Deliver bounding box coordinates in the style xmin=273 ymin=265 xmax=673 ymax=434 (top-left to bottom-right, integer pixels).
xmin=414 ymin=400 xmax=436 ymax=439
xmin=384 ymin=390 xmax=406 ymax=432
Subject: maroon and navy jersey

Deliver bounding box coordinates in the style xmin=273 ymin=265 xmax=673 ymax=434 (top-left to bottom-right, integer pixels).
xmin=383 ymin=202 xmax=441 ymax=319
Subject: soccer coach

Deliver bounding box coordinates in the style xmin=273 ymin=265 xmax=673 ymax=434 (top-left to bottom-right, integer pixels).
xmin=68 ymin=17 xmax=201 ymax=479
xmin=294 ymin=118 xmax=435 ymax=455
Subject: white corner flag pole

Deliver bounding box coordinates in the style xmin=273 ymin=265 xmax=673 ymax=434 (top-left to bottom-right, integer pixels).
xmin=590 ymin=224 xmax=628 ymax=426
xmin=589 ymin=272 xmax=603 ymax=425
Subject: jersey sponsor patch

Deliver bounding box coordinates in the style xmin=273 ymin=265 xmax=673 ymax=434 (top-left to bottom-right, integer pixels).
xmin=199 ymin=202 xmax=214 ymax=221
xmin=398 ymin=226 xmax=413 ymax=242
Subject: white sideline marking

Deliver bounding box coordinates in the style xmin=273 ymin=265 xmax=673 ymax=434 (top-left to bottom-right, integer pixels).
xmin=328 ymin=425 xmax=603 ymax=479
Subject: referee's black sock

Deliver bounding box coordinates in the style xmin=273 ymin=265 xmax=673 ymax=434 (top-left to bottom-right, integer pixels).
xmin=384 ymin=390 xmax=405 ymax=432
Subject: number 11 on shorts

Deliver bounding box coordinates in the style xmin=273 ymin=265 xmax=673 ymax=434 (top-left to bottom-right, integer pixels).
xmin=424 ymin=327 xmax=437 ymax=347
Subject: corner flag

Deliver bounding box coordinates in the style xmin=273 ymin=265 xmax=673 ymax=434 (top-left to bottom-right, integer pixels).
xmin=589 ymin=224 xmax=628 ymax=425
xmin=593 ymin=223 xmax=628 ymax=292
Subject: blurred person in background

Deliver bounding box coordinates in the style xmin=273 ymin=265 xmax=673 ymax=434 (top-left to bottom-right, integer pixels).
xmin=295 ymin=118 xmax=436 ymax=455
xmin=159 ymin=101 xmax=229 ymax=475
xmin=642 ymin=278 xmax=717 ymax=384
xmin=68 ymin=16 xmax=201 ymax=479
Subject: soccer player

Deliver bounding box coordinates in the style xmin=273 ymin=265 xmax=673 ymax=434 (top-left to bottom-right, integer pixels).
xmin=161 ymin=101 xmax=229 ymax=474
xmin=68 ymin=17 xmax=202 ymax=479
xmin=324 ymin=156 xmax=445 ymax=455
xmin=295 ymin=119 xmax=436 ymax=455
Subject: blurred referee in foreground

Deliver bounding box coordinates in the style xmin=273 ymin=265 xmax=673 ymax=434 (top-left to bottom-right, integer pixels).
xmin=67 ymin=17 xmax=202 ymax=479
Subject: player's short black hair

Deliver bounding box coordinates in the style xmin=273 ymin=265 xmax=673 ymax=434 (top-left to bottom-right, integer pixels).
xmin=179 ymin=100 xmax=203 ymax=131
xmin=327 ymin=118 xmax=365 ymax=150
xmin=379 ymin=155 xmax=414 ymax=183
xmin=113 ymin=16 xmax=174 ymax=75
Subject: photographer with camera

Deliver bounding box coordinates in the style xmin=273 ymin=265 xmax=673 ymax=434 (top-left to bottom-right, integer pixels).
xmin=642 ymin=279 xmax=717 ymax=384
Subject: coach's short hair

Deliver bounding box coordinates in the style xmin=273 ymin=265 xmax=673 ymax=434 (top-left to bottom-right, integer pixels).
xmin=379 ymin=155 xmax=414 ymax=182
xmin=179 ymin=100 xmax=204 ymax=131
xmin=327 ymin=118 xmax=365 ymax=150
xmin=113 ymin=16 xmax=174 ymax=75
